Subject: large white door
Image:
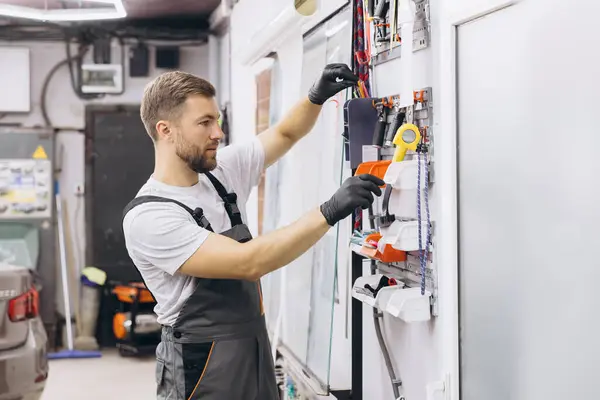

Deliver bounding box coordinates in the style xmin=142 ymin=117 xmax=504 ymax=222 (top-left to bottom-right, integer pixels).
xmin=457 ymin=1 xmax=600 ymax=399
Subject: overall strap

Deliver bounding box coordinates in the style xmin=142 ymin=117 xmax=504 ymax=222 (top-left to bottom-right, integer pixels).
xmin=204 ymin=172 xmax=243 ymax=226
xmin=123 ymin=195 xmax=214 ymax=232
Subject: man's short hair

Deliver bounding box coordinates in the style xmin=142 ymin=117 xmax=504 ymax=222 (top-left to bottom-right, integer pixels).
xmin=141 ymin=71 xmax=216 ymax=141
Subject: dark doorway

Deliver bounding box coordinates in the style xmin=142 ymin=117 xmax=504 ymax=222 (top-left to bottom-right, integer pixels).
xmin=84 ymin=105 xmax=154 ymax=283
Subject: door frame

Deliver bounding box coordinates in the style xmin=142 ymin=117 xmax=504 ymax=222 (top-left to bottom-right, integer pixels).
xmin=435 ymin=1 xmax=522 ymax=399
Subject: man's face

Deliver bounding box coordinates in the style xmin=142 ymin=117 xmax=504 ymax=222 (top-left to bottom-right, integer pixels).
xmin=168 ymin=95 xmax=224 ymax=173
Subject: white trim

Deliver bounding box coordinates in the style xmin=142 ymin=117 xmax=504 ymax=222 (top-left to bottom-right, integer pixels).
xmin=447 ymin=0 xmax=520 ymax=24
xmin=251 ymin=57 xmax=276 ymax=76
xmin=435 ymin=4 xmax=460 ymax=400
xmin=0 ymin=0 xmax=126 ymax=22
xmin=436 ymin=2 xmax=525 ymax=399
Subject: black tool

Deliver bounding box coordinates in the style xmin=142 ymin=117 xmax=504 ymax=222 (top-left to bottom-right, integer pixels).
xmin=374 ymin=0 xmax=390 ymax=20
xmin=373 ymin=0 xmax=390 ymax=40
xmin=372 ymin=97 xmax=392 ymax=147
xmin=364 ymin=275 xmax=399 ymax=297
xmin=384 ymin=111 xmax=405 ymax=147
xmin=376 ymin=185 xmax=396 ymax=228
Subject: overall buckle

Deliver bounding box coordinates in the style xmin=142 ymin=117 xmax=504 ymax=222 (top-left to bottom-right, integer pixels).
xmin=223 ymin=193 xmax=242 ymax=219
xmin=192 ymin=207 xmax=213 ymax=231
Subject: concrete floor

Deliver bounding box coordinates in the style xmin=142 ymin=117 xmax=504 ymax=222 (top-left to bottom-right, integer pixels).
xmin=41 ymin=349 xmax=156 ymax=399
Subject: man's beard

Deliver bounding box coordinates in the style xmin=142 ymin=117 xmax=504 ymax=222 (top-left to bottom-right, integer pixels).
xmin=175 ymin=136 xmax=217 ymax=173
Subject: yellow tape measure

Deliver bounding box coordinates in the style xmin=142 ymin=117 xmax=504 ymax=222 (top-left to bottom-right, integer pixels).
xmin=392 ymin=123 xmax=421 ymax=162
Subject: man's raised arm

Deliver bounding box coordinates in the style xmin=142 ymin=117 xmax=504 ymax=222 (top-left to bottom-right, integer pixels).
xmin=258 ymin=63 xmax=359 ymax=168
xmin=179 ymin=174 xmax=383 ymax=280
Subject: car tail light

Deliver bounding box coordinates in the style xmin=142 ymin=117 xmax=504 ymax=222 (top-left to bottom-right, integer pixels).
xmin=8 ymin=287 xmax=39 ymax=322
xmin=35 ymin=372 xmax=48 ymax=383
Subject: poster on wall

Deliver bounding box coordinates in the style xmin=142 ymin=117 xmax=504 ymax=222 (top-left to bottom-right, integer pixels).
xmin=0 ymin=158 xmax=52 ymax=219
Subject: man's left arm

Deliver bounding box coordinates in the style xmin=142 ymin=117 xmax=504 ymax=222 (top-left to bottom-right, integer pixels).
xmin=258 ymin=63 xmax=359 ymax=168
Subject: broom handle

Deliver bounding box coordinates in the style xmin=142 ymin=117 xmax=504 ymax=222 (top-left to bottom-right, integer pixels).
xmin=56 ymin=191 xmax=74 ymax=351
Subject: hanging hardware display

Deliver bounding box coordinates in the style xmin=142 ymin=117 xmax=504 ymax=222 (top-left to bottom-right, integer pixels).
xmin=344 ymin=88 xmax=436 ymax=300
xmin=349 ymin=7 xmax=436 ymax=396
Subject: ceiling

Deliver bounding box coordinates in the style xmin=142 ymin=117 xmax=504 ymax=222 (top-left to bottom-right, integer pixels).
xmin=0 ymin=0 xmax=224 ymax=37
xmin=1 ymin=0 xmax=222 ymax=19
xmin=0 ymin=0 xmax=225 ymax=42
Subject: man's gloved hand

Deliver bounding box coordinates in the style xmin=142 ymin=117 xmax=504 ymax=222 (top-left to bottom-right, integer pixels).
xmin=320 ymin=174 xmax=385 ymax=226
xmin=308 ymin=63 xmax=359 ymax=105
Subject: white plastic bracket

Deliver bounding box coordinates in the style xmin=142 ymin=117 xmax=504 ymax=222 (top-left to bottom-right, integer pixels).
xmin=352 ymin=274 xmax=406 ymax=311
xmin=385 ymin=287 xmax=432 ymax=322
xmin=380 ymin=219 xmax=429 ymax=251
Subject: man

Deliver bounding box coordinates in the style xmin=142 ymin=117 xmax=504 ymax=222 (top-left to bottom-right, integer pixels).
xmin=122 ymin=64 xmax=384 ymax=400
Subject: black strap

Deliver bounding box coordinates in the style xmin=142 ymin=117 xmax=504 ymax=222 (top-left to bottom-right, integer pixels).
xmin=204 ymin=172 xmax=243 ymax=226
xmin=123 ymin=195 xmax=214 ymax=232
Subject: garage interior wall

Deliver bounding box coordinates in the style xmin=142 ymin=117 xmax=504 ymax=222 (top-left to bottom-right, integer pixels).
xmin=230 ymin=1 xmax=442 ymax=398
xmin=0 ymin=41 xmax=211 ymax=316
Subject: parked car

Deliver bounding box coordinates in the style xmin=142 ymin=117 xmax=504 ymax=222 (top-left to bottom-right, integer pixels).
xmin=0 ymin=264 xmax=48 ymax=400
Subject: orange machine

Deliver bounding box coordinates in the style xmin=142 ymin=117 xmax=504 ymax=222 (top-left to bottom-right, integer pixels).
xmin=111 ymin=282 xmax=161 ymax=357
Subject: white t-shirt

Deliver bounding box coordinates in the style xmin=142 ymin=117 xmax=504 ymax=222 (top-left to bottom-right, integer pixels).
xmin=122 ymin=138 xmax=265 ymax=326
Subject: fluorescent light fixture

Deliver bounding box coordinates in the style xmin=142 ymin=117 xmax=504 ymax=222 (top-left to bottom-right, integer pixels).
xmin=0 ymin=0 xmax=126 ymax=22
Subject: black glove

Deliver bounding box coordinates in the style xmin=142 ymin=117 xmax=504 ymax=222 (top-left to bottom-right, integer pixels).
xmin=308 ymin=63 xmax=359 ymax=105
xmin=320 ymin=174 xmax=385 ymax=226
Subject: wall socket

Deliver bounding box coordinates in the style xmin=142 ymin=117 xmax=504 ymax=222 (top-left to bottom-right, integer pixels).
xmin=74 ymin=184 xmax=85 ymax=197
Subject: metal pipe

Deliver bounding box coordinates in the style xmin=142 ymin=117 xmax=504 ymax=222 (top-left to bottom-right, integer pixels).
xmin=368 ymin=204 xmax=403 ymax=399
xmin=371 ymin=260 xmax=402 ymax=399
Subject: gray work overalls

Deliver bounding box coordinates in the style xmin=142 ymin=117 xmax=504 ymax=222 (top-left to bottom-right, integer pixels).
xmin=123 ymin=172 xmax=279 ymax=400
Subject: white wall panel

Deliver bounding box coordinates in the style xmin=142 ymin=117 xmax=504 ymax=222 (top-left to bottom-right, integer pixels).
xmin=457 ymin=1 xmax=600 ymax=400
xmin=0 ymin=47 xmax=30 ymax=112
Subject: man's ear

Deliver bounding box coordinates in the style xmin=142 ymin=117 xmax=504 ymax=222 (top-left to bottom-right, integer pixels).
xmin=155 ymin=120 xmax=173 ymax=142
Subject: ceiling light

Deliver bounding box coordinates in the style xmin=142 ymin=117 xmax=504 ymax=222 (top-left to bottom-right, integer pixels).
xmin=0 ymin=0 xmax=126 ymax=22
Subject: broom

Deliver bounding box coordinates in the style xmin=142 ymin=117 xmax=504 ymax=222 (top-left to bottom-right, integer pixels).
xmin=48 ymin=183 xmax=101 ymax=359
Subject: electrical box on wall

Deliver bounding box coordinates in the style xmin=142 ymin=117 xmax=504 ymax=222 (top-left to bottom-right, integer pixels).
xmin=80 ymin=64 xmax=123 ymax=94
xmin=0 ymin=47 xmax=30 ymax=112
